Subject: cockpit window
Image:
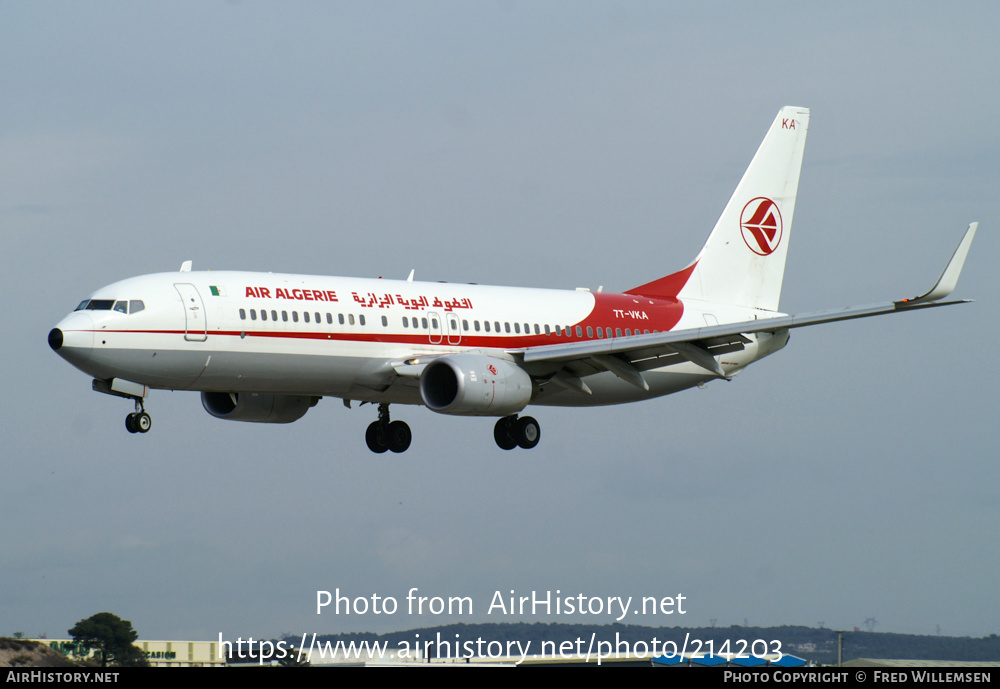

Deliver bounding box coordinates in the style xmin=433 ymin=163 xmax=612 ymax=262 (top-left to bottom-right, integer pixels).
xmin=74 ymin=299 xmax=145 ymax=313
xmin=84 ymin=300 xmax=115 ymax=311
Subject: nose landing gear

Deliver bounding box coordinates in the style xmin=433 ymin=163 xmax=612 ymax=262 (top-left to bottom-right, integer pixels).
xmin=91 ymin=378 xmax=152 ymax=434
xmin=365 ymin=403 xmax=412 ymax=453
xmin=125 ymin=399 xmax=152 ymax=434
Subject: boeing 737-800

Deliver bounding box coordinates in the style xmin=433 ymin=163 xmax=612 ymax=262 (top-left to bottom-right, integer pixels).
xmin=48 ymin=106 xmax=978 ymax=453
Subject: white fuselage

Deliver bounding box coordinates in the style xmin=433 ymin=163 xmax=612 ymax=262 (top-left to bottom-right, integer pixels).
xmin=51 ymin=270 xmax=787 ymax=410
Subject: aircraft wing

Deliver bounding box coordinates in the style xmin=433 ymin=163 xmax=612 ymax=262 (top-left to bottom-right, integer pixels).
xmin=519 ymin=222 xmax=978 ymax=388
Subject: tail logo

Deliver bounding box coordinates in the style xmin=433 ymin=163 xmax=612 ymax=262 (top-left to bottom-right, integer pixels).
xmin=740 ymin=197 xmax=783 ymax=256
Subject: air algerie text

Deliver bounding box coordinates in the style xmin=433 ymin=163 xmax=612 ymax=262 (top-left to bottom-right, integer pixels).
xmin=245 ymin=286 xmax=339 ymax=302
xmin=487 ymin=590 xmax=686 ymax=622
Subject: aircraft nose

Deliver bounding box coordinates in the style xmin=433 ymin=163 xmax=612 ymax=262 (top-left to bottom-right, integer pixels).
xmin=48 ymin=328 xmax=64 ymax=351
xmin=49 ymin=312 xmax=96 ymax=368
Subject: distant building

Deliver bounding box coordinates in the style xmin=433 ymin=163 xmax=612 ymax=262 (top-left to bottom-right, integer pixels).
xmin=37 ymin=639 xmax=225 ymax=667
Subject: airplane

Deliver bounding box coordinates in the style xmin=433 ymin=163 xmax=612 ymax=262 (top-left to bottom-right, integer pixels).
xmin=48 ymin=106 xmax=978 ymax=453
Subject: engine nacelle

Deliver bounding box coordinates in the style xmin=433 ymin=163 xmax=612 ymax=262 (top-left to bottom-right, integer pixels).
xmin=201 ymin=392 xmax=319 ymax=424
xmin=420 ymin=354 xmax=532 ymax=416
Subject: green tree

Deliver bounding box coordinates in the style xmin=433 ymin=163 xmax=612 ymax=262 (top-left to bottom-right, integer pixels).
xmin=68 ymin=612 xmax=148 ymax=667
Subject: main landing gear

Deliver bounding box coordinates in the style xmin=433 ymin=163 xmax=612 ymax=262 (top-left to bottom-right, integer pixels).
xmin=125 ymin=399 xmax=152 ymax=434
xmin=360 ymin=405 xmax=541 ymax=453
xmin=494 ymin=415 xmax=540 ymax=451
xmin=365 ymin=403 xmax=412 ymax=454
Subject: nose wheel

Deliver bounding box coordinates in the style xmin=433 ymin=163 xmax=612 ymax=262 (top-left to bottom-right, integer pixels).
xmin=494 ymin=415 xmax=540 ymax=450
xmin=366 ymin=403 xmax=411 ymax=453
xmin=90 ymin=379 xmax=152 ymax=435
xmin=125 ymin=400 xmax=151 ymax=434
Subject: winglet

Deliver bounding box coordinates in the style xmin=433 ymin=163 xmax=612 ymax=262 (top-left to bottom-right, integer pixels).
xmin=896 ymin=222 xmax=978 ymax=307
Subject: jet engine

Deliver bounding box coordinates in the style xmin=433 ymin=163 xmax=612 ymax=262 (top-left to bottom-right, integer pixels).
xmin=201 ymin=392 xmax=319 ymax=423
xmin=419 ymin=354 xmax=532 ymax=416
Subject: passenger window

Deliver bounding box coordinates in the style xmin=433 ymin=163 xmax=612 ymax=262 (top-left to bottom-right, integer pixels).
xmin=250 ymin=309 xmax=257 ymax=321
xmin=315 ymin=312 xmax=321 ymax=323
xmin=625 ymin=328 xmax=631 ymax=336
xmin=348 ymin=314 xmax=355 ymax=326
xmin=303 ymin=312 xmax=310 ymax=323
xmin=271 ymin=310 xmax=277 ymax=321
xmin=514 ymin=323 xmax=521 ymax=334
xmin=282 ymin=311 xmax=288 ymax=322
xmin=586 ymin=326 xmax=593 ymax=338
xmin=421 ymin=317 xmax=427 ymax=329
xmin=615 ymin=328 xmax=622 ymax=337
xmin=484 ymin=321 xmax=491 ymax=332
xmin=326 ymin=313 xmax=332 ymax=324
xmin=381 ymin=316 xmax=388 ymax=326
xmin=597 ymin=327 xmax=603 ymax=338
xmin=555 ymin=325 xmax=562 ymax=336
xmin=339 ymin=314 xmax=345 ymax=325
xmin=463 ymin=320 xmax=469 ymax=331
xmin=402 ymin=317 xmax=409 ymax=328
xmin=534 ymin=324 xmax=540 ymax=335
xmin=544 ymin=324 xmax=551 ymax=335
xmin=239 ymin=308 xmax=246 ymax=320
xmin=359 ymin=315 xmax=366 ymax=326
xmin=261 ymin=310 xmax=268 ymax=321
xmin=474 ymin=321 xmax=480 ymax=332
xmin=292 ymin=312 xmax=299 ymax=323
xmin=505 ymin=322 xmax=511 ymax=334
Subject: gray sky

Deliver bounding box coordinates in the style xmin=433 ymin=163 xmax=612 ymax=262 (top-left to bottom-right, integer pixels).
xmin=3 ymin=1 xmax=998 ymax=643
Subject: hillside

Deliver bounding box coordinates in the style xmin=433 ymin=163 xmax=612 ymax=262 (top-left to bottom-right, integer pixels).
xmin=0 ymin=638 xmax=80 ymax=668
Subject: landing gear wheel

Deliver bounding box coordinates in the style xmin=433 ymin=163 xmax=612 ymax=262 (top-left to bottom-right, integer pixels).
xmin=125 ymin=398 xmax=150 ymax=435
xmin=387 ymin=420 xmax=412 ymax=453
xmin=494 ymin=416 xmax=517 ymax=451
xmin=514 ymin=416 xmax=540 ymax=449
xmin=366 ymin=403 xmax=412 ymax=454
xmin=366 ymin=421 xmax=389 ymax=454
